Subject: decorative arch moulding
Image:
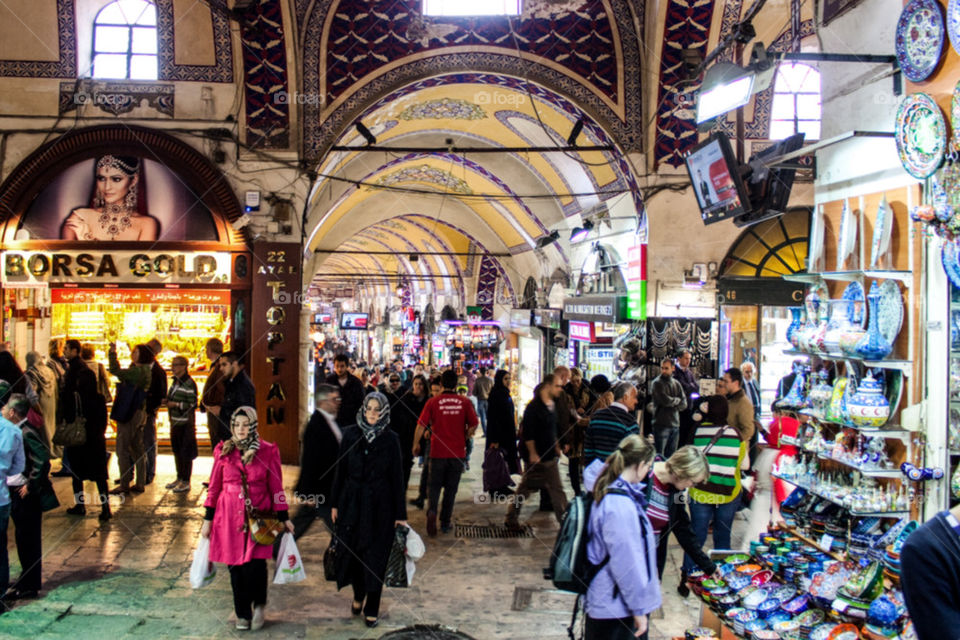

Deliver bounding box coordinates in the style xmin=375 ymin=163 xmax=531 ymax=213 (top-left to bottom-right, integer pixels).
xmin=0 ymin=125 xmax=245 ymax=249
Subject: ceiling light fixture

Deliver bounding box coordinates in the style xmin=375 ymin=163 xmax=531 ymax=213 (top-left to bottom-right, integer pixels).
xmin=536 ymin=230 xmax=560 ymax=249
xmin=696 ymin=43 xmax=779 ymax=125
xmin=355 ymin=121 xmax=377 ymax=145
xmin=569 ymin=219 xmax=594 ymax=243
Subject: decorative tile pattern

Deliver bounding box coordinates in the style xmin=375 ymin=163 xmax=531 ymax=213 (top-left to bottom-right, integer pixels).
xmin=374 ymin=164 xmax=473 ymax=194
xmin=241 ymin=0 xmax=290 ymax=148
xmin=476 ymin=254 xmax=500 ymax=319
xmin=399 ymin=98 xmax=487 ymax=121
xmin=0 ymin=0 xmax=75 ymax=78
xmin=156 ymin=0 xmax=233 ymax=82
xmin=58 ymin=81 xmax=174 ymax=116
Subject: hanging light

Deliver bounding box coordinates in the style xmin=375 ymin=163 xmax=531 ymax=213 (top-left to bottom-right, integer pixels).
xmin=570 ymin=219 xmax=594 ymax=242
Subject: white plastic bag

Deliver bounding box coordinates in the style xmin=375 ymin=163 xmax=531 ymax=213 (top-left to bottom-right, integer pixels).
xmin=273 ymin=533 xmax=306 ymax=585
xmin=189 ymin=537 xmax=217 ymax=589
xmin=404 ymin=524 xmax=425 ymax=586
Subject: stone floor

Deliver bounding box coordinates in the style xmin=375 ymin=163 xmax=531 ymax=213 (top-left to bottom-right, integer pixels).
xmin=1 ymin=438 xmax=764 ymax=639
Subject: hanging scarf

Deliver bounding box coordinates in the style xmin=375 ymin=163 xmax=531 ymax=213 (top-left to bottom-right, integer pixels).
xmin=220 ymin=405 xmax=260 ymax=465
xmin=356 ymin=391 xmax=391 ymax=443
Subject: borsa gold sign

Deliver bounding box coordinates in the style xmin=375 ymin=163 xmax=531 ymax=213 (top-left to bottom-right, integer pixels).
xmin=1 ymin=251 xmax=232 ymax=285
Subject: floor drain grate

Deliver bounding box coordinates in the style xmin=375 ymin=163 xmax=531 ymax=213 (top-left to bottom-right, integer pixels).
xmin=454 ymin=523 xmax=534 ymax=539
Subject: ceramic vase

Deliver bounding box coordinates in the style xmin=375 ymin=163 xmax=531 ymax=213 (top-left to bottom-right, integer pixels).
xmin=798 ymin=297 xmax=820 ymax=352
xmin=952 ymin=462 xmax=960 ymax=500
xmin=845 ymin=374 xmax=890 ymax=428
xmin=778 ymin=368 xmax=808 ymax=409
xmin=806 ymin=370 xmax=834 ymax=416
xmin=825 ymin=377 xmax=848 ymax=423
xmin=855 ymin=283 xmax=893 ymax=360
xmin=822 ymin=300 xmax=847 ymax=354
xmin=786 ymin=307 xmax=803 ymax=348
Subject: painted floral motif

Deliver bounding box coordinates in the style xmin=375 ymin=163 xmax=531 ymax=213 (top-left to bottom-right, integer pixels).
xmin=374 ymin=165 xmax=473 ymax=194
xmin=895 ymin=92 xmax=946 ymax=180
xmin=399 ymin=98 xmax=487 ymax=121
xmin=895 ymin=0 xmax=945 ymax=83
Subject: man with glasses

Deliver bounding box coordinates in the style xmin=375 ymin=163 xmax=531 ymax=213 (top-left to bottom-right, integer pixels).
xmin=289 ymin=384 xmax=342 ymax=541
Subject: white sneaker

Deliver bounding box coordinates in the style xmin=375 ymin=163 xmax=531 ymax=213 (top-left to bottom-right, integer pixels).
xmin=251 ymin=605 xmax=264 ymax=630
xmin=164 ymin=480 xmax=179 ymax=489
xmin=236 ymin=618 xmax=251 ymax=630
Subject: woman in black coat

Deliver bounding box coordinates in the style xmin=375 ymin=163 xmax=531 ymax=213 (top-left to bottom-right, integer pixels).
xmin=331 ymin=392 xmax=407 ymax=628
xmin=486 ymin=370 xmax=519 ymax=475
xmin=390 ymin=374 xmax=428 ymax=492
xmin=62 ymin=355 xmax=110 ymax=520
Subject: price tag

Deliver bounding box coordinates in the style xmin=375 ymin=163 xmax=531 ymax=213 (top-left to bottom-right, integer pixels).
xmin=819 ymin=534 xmax=834 ymax=551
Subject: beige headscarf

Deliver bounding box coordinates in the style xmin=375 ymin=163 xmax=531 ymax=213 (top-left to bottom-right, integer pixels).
xmin=220 ymin=406 xmax=260 ymax=465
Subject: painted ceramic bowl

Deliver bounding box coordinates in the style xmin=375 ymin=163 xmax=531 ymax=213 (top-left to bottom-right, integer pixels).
xmin=743 ymin=589 xmax=770 ymax=610
xmin=753 ymin=631 xmax=782 ymax=640
xmin=745 ymin=620 xmax=768 ymax=633
xmin=828 ymin=623 xmax=862 ymax=639
xmin=866 ymin=595 xmax=900 ymax=627
xmin=757 ymin=597 xmax=782 ymax=618
xmin=727 ymin=574 xmax=752 ymax=591
xmin=797 ymin=608 xmax=826 ymax=629
xmin=738 ymin=585 xmax=759 ymax=601
xmin=752 ymin=570 xmax=775 ymax=586
xmin=810 ymin=624 xmax=840 ymax=640
xmin=738 ymin=563 xmax=763 ymax=575
xmin=771 ymin=585 xmax=797 ymax=602
xmin=726 ymin=607 xmax=746 ymax=621
xmin=726 ymin=553 xmax=751 ymax=565
xmin=685 ymin=627 xmax=718 ymax=640
xmin=735 ymin=610 xmax=760 ymax=635
xmin=773 ymin=619 xmax=802 ymax=634
xmin=782 ymin=593 xmax=810 ymax=615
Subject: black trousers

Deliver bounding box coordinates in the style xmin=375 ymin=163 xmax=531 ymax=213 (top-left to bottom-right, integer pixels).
xmin=427 ymin=457 xmax=463 ymax=527
xmin=351 ymin=560 xmax=383 ymax=618
xmin=170 ymin=422 xmax=197 ymax=482
xmin=291 ymin=502 xmax=333 ymax=540
xmin=568 ymin=457 xmax=582 ymax=495
xmin=585 ymin=615 xmax=647 ymax=640
xmin=71 ymin=477 xmax=109 ymax=512
xmin=417 ymin=441 xmax=431 ymax=501
xmin=10 ymin=491 xmax=42 ymax=592
xmin=228 ymin=559 xmax=267 ymax=621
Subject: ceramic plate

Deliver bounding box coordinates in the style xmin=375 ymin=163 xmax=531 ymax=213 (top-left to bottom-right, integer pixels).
xmin=809 ymin=206 xmax=826 ymax=270
xmin=896 ymin=0 xmax=945 ymax=82
xmin=884 ymin=370 xmax=905 ymax=418
xmin=943 ymin=237 xmax=960 ymax=288
xmin=949 ymin=0 xmax=960 ymax=57
xmin=841 ymin=281 xmax=866 ymax=328
xmin=836 ymin=201 xmax=854 ymax=270
xmin=952 ymin=78 xmax=960 ymax=150
xmin=877 ymin=279 xmax=904 ymax=345
xmin=871 ymin=196 xmax=894 ymax=267
xmin=896 ymin=92 xmax=947 ymax=180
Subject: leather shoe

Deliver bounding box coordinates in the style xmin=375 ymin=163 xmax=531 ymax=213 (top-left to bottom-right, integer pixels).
xmin=130 ymin=485 xmax=145 ymax=494
xmin=66 ymin=505 xmax=86 ymax=516
xmin=409 ymin=497 xmax=424 ymax=509
xmin=364 ymin=617 xmax=378 ymax=628
xmin=4 ymin=589 xmax=37 ymax=601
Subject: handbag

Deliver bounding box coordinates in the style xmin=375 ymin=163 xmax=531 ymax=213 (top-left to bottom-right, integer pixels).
xmin=323 ymin=534 xmax=339 ymax=582
xmin=482 ymin=446 xmax=514 ymax=493
xmin=53 ymin=392 xmax=87 ymax=448
xmin=238 ymin=467 xmax=284 ymax=546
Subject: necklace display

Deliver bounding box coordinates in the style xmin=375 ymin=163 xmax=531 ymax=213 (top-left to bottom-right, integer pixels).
xmin=98 ymin=203 xmax=133 ymax=239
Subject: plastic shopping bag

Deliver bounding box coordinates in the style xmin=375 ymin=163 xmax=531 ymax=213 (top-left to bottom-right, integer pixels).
xmin=189 ymin=537 xmax=217 ymax=589
xmin=404 ymin=524 xmax=425 ymax=586
xmin=273 ymin=533 xmax=306 ymax=585
xmin=384 ymin=525 xmax=409 ymax=588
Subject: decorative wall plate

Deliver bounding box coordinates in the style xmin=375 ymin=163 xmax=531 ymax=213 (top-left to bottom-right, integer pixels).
xmin=943 ymin=237 xmax=960 ymax=288
xmin=870 ymin=196 xmax=894 ymax=267
xmin=952 ymin=78 xmax=960 ymax=149
xmin=841 ymin=281 xmax=866 ymax=328
xmin=949 ymin=0 xmax=960 ymax=57
xmin=896 ymin=92 xmax=947 ymax=180
xmin=876 ymin=280 xmax=904 ymax=346
xmin=836 ymin=201 xmax=857 ymax=270
xmin=896 ymin=0 xmax=945 ymax=82
xmin=883 ymin=370 xmax=904 ymax=418
xmin=809 ymin=206 xmax=826 ymax=271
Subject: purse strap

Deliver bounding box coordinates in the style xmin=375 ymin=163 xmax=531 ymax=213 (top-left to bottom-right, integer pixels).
xmin=74 ymin=391 xmax=83 ymax=419
xmin=238 ymin=465 xmax=275 ymax=521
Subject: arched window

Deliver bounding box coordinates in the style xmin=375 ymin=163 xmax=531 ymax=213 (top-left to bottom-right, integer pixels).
xmin=770 ymin=63 xmax=820 ymax=140
xmin=92 ymin=0 xmax=158 ymax=80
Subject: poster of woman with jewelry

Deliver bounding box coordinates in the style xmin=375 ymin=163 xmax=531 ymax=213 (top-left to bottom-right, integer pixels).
xmin=18 ymin=155 xmax=219 ymax=241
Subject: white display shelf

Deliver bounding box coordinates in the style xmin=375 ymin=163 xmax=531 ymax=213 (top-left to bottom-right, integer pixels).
xmin=782 ymin=349 xmax=913 ymax=375
xmin=772 ymin=473 xmax=910 ymax=517
xmin=781 ymin=270 xmax=913 ymax=286
xmin=815 ymin=453 xmax=902 ymax=478
xmin=795 ymin=410 xmax=911 ymax=439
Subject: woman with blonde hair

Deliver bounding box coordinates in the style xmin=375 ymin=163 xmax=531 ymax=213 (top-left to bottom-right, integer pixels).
xmin=582 ymin=435 xmax=659 ymax=640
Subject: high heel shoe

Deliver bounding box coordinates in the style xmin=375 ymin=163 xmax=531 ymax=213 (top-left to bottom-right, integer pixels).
xmin=350 ymin=601 xmax=363 ymax=616
xmin=364 ymin=617 xmax=378 ymax=628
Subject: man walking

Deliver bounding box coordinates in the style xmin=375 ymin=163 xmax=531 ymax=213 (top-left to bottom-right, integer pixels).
xmin=473 ymin=367 xmax=493 ymax=437
xmin=143 ymin=339 xmax=168 ymax=486
xmin=651 ymin=358 xmax=686 ymax=459
xmin=0 ymin=394 xmax=24 ymax=606
xmin=741 ymin=362 xmax=761 ymax=420
xmin=164 ymin=356 xmax=198 ymax=493
xmin=505 ymin=374 xmax=568 ymax=530
xmin=674 ymin=350 xmax=699 ymax=447
xmin=289 ymin=384 xmax=342 ymax=540
xmin=218 ymin=352 xmax=256 ymax=425
xmin=412 ymin=370 xmax=479 ymax=536
xmin=583 ymin=381 xmax=640 ymax=464
xmin=326 ymin=354 xmax=365 ymax=427
xmin=200 ymin=338 xmax=228 ymax=449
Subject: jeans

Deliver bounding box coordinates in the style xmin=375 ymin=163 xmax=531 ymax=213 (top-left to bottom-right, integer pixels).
xmin=228 ymin=559 xmax=267 ymax=621
xmin=506 ymin=459 xmax=568 ymax=525
xmin=683 ymin=494 xmax=740 ymax=573
xmin=10 ymin=491 xmax=42 ymax=592
xmin=144 ymin=410 xmax=158 ymax=484
xmin=653 ymin=425 xmax=679 ymax=460
xmin=477 ymin=399 xmax=488 ymax=436
xmin=585 ymin=615 xmax=646 ymax=640
xmin=428 ymin=457 xmax=464 ymax=527
xmin=0 ymin=503 xmax=9 ymax=597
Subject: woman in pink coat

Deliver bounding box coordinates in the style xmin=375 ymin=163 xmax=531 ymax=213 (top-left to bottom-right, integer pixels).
xmin=201 ymin=406 xmax=292 ymax=631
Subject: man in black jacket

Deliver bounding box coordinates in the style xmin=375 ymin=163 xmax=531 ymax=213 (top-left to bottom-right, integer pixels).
xmin=900 ymin=504 xmax=960 ymax=639
xmin=144 ymin=339 xmax=167 ymax=486
xmin=289 ymin=384 xmax=341 ymax=540
xmin=218 ymin=352 xmax=256 ymax=427
xmin=326 ymin=353 xmax=365 ymax=427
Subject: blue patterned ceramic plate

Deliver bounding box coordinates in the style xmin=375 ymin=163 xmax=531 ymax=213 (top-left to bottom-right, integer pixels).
xmin=841 ymin=281 xmax=866 ymax=328
xmin=877 ymin=280 xmax=903 ymax=346
xmin=896 ymin=92 xmax=947 ymax=179
xmin=896 ymin=0 xmax=945 ymax=82
xmin=952 ymin=78 xmax=960 ymax=150
xmin=948 ymin=0 xmax=960 ymax=57
xmin=870 ymin=196 xmax=893 ymax=267
xmin=943 ymin=236 xmax=960 ymax=288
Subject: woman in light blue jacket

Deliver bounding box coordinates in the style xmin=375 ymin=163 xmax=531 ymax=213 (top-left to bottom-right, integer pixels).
xmin=584 ymin=434 xmax=660 ymax=639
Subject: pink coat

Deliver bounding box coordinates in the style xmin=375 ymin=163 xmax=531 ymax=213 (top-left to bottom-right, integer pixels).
xmin=204 ymin=440 xmax=288 ymax=565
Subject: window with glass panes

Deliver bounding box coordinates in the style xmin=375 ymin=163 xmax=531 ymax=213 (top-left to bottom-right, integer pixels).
xmin=92 ymin=0 xmax=158 ymax=80
xmin=769 ymin=63 xmax=821 ymax=141
xmin=423 ymin=0 xmax=521 ymax=16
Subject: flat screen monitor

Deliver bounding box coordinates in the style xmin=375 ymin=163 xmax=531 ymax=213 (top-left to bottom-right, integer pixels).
xmin=340 ymin=312 xmax=369 ymax=330
xmin=684 ymin=132 xmax=750 ymax=225
xmin=314 ymin=313 xmax=332 ymax=324
xmin=736 ymin=132 xmax=806 ymax=227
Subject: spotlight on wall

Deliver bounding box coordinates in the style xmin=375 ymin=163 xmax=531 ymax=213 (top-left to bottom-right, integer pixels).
xmin=536 ymin=230 xmax=560 ymax=249
xmin=567 ymin=117 xmax=585 ymax=146
xmin=355 ymin=121 xmax=377 ymax=145
xmin=569 ymin=219 xmax=594 ymax=243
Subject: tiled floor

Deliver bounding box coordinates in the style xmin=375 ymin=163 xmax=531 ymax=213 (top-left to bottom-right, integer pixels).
xmin=1 ymin=440 xmax=764 ymax=639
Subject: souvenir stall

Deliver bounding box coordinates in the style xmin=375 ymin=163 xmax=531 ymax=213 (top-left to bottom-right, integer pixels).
xmin=0 ymin=126 xmax=252 ymax=450
xmin=562 ymin=294 xmax=630 ymax=382
xmin=503 ymin=309 xmax=539 ymax=408
xmin=442 ymin=320 xmax=503 ymax=373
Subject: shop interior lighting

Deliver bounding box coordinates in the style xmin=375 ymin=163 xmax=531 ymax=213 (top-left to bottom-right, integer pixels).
xmin=696 ymin=44 xmax=779 ymax=124
xmin=570 ymin=219 xmax=594 ymax=242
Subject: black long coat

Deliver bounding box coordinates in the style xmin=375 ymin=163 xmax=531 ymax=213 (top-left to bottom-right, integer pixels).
xmin=61 ymin=357 xmax=108 ymax=481
xmin=295 ymin=410 xmax=340 ymax=502
xmin=331 ymin=426 xmax=407 ymax=592
xmin=486 ymin=385 xmax=519 ymax=475
xmin=390 ymin=390 xmax=427 ymax=470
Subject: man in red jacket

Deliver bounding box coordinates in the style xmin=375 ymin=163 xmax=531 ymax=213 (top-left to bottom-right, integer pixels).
xmin=413 ymin=369 xmax=478 ymax=536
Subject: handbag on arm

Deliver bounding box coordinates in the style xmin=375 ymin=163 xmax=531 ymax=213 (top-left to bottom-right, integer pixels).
xmin=238 ymin=467 xmax=284 ymax=545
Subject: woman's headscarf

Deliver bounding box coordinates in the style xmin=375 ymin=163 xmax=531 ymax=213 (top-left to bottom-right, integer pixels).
xmin=221 ymin=406 xmax=260 ymax=465
xmin=492 ymin=369 xmax=509 ymax=392
xmin=357 ymin=391 xmax=390 ymax=443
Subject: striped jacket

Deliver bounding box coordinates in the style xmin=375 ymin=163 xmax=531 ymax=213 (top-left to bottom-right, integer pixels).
xmin=167 ymin=374 xmax=198 ymax=427
xmin=583 ymin=404 xmax=639 ymax=464
xmin=688 ymin=422 xmax=746 ymax=505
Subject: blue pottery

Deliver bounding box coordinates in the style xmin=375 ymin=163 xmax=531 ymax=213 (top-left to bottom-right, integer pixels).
xmin=846 ymin=374 xmax=891 ymax=428
xmin=786 ymin=306 xmax=803 ymax=348
xmin=866 ymin=595 xmax=900 ymax=628
xmin=777 ymin=368 xmax=808 ymax=409
xmin=855 ymin=282 xmax=893 ymax=360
